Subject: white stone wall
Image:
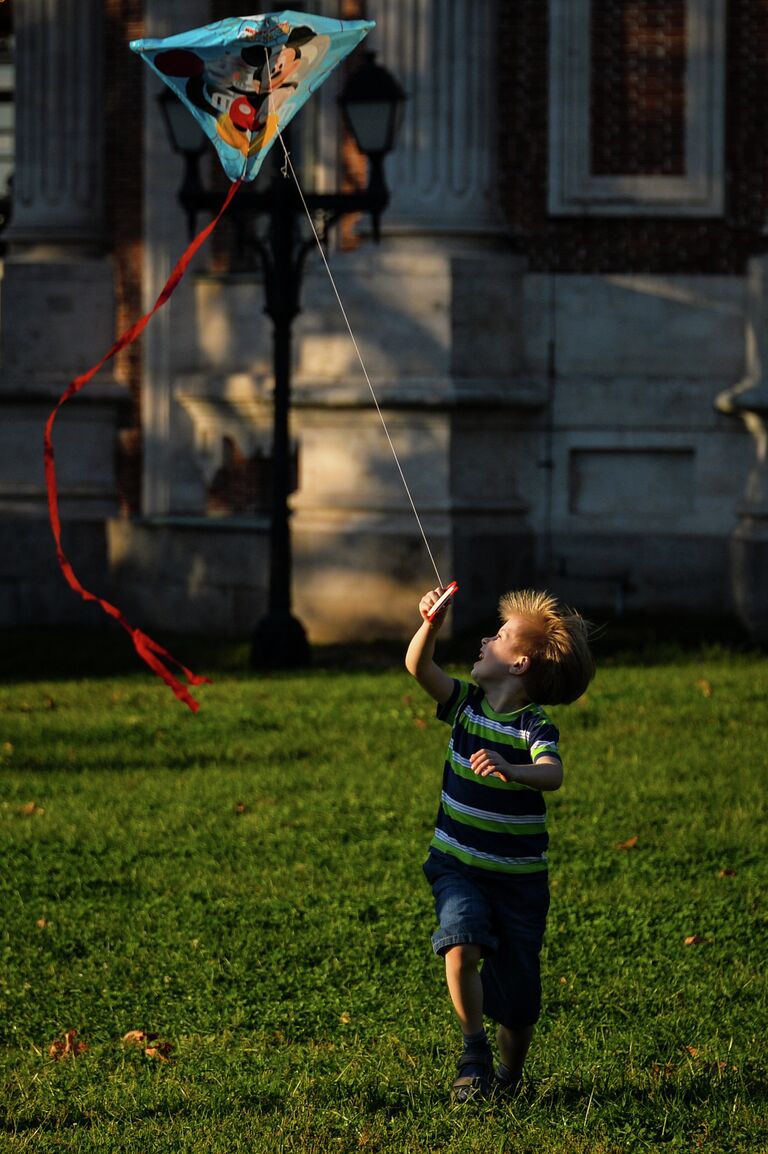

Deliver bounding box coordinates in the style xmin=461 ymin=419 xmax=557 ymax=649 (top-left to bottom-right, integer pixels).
xmin=519 ymin=273 xmax=749 ymax=614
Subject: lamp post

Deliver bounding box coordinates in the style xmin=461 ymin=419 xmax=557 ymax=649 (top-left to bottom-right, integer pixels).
xmin=158 ymin=53 xmax=405 ymax=668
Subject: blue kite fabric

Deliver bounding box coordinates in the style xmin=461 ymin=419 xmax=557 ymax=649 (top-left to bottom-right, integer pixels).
xmin=131 ymin=11 xmax=375 ymax=182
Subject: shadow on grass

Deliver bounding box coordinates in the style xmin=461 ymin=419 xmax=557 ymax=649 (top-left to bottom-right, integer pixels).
xmin=0 ymin=611 xmax=761 ymax=687
xmin=5 ymin=1070 xmax=766 ymax=1138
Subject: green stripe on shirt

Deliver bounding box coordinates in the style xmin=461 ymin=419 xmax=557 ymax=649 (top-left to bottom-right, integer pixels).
xmin=441 ymin=796 xmax=547 ymax=835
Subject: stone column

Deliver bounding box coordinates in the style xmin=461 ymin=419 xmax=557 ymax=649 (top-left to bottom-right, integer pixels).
xmin=6 ymin=0 xmax=105 ymax=251
xmin=0 ymin=0 xmax=113 ymax=393
xmin=366 ymin=0 xmax=503 ymax=234
xmin=716 ymin=255 xmax=768 ymax=641
xmin=0 ymin=0 xmax=123 ymax=626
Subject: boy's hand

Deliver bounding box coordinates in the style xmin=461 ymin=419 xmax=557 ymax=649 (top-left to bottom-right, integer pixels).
xmin=406 ymin=588 xmax=455 ymax=704
xmin=470 ymin=748 xmax=512 ymax=782
xmin=419 ymin=586 xmax=451 ymax=627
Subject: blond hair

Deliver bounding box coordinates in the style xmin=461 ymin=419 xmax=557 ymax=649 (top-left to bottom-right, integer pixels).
xmin=498 ymin=589 xmax=595 ymax=705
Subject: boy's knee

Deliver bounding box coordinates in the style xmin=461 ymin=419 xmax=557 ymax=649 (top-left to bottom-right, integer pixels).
xmin=497 ymin=1022 xmax=534 ymax=1045
xmin=445 ymin=943 xmax=482 ymax=970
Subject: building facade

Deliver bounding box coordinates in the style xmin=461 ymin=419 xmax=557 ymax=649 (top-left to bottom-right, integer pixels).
xmin=1 ymin=0 xmax=767 ymax=642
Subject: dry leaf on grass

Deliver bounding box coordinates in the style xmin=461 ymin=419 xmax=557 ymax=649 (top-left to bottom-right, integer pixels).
xmin=695 ymin=678 xmax=713 ymax=698
xmin=19 ymin=802 xmax=45 ymax=817
xmin=616 ymin=835 xmax=639 ymax=850
xmin=684 ymin=934 xmax=711 ymax=946
xmin=122 ymin=1029 xmax=173 ymax=1061
xmin=122 ymin=1030 xmax=158 ymax=1047
xmin=49 ymin=1029 xmax=87 ymax=1060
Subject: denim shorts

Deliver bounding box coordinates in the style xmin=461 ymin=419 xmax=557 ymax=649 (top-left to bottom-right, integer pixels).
xmin=423 ymin=851 xmax=550 ymax=1030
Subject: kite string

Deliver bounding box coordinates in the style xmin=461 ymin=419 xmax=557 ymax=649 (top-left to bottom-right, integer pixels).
xmin=272 ymin=133 xmax=444 ymax=590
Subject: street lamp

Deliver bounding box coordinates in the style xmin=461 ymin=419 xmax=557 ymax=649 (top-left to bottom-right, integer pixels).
xmin=157 ymin=53 xmax=406 ymax=669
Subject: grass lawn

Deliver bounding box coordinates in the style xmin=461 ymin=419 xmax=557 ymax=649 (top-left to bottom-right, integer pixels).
xmin=1 ymin=628 xmax=766 ymax=1152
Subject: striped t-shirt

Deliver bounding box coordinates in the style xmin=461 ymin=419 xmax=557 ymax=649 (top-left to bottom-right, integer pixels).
xmin=430 ymin=679 xmax=561 ymax=875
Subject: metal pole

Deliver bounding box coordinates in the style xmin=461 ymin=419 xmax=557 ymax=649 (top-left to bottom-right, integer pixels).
xmin=249 ymin=174 xmax=311 ymax=669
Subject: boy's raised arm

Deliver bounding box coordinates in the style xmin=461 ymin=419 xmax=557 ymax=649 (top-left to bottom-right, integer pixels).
xmin=405 ymin=588 xmax=456 ymax=705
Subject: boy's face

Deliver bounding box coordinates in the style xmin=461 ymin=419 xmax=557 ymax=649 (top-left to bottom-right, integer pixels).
xmin=471 ymin=614 xmax=532 ymax=687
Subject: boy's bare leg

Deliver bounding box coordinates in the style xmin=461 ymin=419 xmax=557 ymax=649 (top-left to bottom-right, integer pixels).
xmin=444 ymin=944 xmax=484 ymax=1034
xmin=444 ymin=944 xmax=492 ymax=1099
xmin=496 ymin=1023 xmax=534 ymax=1085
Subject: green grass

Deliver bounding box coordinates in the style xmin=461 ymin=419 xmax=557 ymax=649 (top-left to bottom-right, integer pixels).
xmin=1 ymin=630 xmax=767 ymax=1152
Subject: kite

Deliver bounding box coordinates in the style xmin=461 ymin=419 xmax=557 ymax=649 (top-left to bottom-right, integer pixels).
xmin=43 ymin=11 xmax=374 ymax=712
xmin=130 ymin=12 xmax=375 ymax=182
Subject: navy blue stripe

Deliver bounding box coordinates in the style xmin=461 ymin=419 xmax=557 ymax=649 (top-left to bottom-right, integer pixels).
xmin=444 ymin=765 xmax=547 ymax=815
xmin=436 ymin=809 xmax=549 ymax=860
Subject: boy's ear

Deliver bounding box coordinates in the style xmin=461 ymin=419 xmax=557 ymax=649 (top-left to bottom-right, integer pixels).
xmin=510 ymin=655 xmax=530 ymax=676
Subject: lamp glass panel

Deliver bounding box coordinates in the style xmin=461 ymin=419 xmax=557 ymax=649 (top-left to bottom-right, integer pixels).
xmin=162 ymin=96 xmax=207 ymax=154
xmin=344 ymin=101 xmax=394 ymax=155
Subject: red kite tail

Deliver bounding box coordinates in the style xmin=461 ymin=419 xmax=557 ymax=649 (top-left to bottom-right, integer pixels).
xmin=43 ymin=179 xmax=242 ymax=711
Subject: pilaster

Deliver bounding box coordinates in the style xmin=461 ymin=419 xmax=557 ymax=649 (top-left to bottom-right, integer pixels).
xmin=0 ymin=0 xmax=125 ymax=626
xmin=716 ymin=255 xmax=768 ymax=640
xmin=366 ymin=0 xmax=503 ymax=235
xmin=6 ymin=0 xmax=105 ymax=251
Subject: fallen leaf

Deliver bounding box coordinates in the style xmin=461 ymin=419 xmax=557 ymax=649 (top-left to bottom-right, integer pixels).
xmin=686 ymin=1046 xmax=699 ymax=1058
xmin=616 ymin=836 xmax=639 ymax=850
xmin=339 ymin=1012 xmax=351 ymax=1024
xmin=413 ymin=718 xmax=427 ymax=729
xmin=718 ymin=868 xmax=737 ymax=878
xmin=695 ymin=678 xmax=713 ymax=698
xmin=49 ymin=1029 xmax=87 ymax=1060
xmin=234 ymin=801 xmax=248 ymax=814
xmin=19 ymin=802 xmax=45 ymax=817
xmin=123 ymin=1029 xmax=172 ymax=1061
xmin=36 ymin=918 xmax=48 ymax=930
xmin=122 ymin=1030 xmax=158 ymax=1047
xmin=684 ymin=934 xmax=710 ymax=946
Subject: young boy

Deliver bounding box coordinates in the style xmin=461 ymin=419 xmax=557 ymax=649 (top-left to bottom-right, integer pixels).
xmin=406 ymin=585 xmax=595 ymax=1102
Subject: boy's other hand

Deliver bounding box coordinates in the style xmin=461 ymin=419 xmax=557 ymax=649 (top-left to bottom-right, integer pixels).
xmin=470 ymin=748 xmax=510 ymax=782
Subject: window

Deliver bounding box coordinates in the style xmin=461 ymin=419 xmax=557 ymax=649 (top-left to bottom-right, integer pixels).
xmin=548 ymin=0 xmax=725 ymax=216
